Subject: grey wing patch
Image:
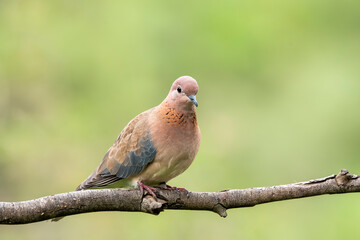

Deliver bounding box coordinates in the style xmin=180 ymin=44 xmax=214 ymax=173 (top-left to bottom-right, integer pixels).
xmin=100 ymin=132 xmax=157 ymax=180
xmin=76 ymin=132 xmax=157 ymax=190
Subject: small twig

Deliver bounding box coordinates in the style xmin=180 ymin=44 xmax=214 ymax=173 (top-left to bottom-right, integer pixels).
xmin=0 ymin=169 xmax=359 ymax=224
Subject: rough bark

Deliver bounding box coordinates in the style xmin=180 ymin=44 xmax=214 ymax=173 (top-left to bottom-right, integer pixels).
xmin=0 ymin=169 xmax=358 ymax=224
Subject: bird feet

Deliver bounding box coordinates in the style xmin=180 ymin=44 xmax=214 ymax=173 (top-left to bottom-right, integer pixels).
xmin=165 ymin=184 xmax=189 ymax=193
xmin=138 ymin=182 xmax=190 ymax=200
xmin=156 ymin=182 xmax=190 ymax=196
xmin=138 ymin=181 xmax=158 ymax=200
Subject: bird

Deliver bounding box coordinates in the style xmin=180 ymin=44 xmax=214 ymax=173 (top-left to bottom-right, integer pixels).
xmin=76 ymin=76 xmax=201 ymax=197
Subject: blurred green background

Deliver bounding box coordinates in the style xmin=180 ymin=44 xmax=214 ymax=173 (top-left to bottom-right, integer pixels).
xmin=1 ymin=0 xmax=360 ymax=239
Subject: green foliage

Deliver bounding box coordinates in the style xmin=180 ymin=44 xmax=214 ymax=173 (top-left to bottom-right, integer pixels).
xmin=0 ymin=0 xmax=360 ymax=239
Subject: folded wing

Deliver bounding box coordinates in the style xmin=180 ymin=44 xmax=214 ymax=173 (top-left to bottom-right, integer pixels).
xmin=77 ymin=110 xmax=156 ymax=190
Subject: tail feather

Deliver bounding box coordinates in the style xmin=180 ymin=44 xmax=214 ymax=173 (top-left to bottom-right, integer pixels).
xmin=52 ymin=170 xmax=122 ymax=222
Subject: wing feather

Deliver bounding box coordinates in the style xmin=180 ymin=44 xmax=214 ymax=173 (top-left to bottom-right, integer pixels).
xmin=77 ymin=109 xmax=157 ymax=190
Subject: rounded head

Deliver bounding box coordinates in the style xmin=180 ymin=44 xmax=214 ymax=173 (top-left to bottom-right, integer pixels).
xmin=167 ymin=76 xmax=199 ymax=112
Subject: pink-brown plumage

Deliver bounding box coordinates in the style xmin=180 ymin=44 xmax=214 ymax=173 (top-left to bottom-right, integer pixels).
xmin=77 ymin=76 xmax=200 ymax=191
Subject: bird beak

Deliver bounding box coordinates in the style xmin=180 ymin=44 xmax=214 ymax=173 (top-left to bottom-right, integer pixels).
xmin=188 ymin=95 xmax=198 ymax=107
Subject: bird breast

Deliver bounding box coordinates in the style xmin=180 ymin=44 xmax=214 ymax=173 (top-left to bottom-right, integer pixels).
xmin=131 ymin=107 xmax=200 ymax=185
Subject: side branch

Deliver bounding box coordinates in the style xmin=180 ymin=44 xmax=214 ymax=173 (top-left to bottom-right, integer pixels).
xmin=0 ymin=169 xmax=358 ymax=224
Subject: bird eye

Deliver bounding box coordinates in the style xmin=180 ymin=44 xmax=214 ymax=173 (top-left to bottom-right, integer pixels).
xmin=177 ymin=86 xmax=182 ymax=93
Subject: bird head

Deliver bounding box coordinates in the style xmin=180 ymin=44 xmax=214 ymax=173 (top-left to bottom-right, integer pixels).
xmin=167 ymin=76 xmax=199 ymax=112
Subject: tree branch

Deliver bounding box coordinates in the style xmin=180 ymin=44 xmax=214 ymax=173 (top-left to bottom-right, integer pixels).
xmin=0 ymin=169 xmax=358 ymax=224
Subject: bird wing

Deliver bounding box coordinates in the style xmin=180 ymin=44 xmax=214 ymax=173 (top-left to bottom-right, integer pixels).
xmin=77 ymin=109 xmax=157 ymax=190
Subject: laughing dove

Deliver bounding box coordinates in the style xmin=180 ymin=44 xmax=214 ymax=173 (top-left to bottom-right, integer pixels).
xmin=76 ymin=76 xmax=201 ymax=196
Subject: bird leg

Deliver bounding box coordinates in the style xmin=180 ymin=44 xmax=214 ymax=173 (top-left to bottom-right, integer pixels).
xmin=137 ymin=181 xmax=158 ymax=200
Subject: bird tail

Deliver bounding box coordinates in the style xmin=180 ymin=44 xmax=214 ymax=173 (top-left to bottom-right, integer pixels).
xmin=51 ymin=216 xmax=64 ymax=222
xmin=52 ymin=169 xmax=114 ymax=222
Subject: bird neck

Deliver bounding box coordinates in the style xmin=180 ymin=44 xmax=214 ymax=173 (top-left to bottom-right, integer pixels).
xmin=158 ymin=101 xmax=197 ymax=127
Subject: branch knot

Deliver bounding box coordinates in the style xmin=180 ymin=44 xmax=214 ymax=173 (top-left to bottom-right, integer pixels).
xmin=140 ymin=196 xmax=166 ymax=215
xmin=335 ymin=169 xmax=357 ymax=187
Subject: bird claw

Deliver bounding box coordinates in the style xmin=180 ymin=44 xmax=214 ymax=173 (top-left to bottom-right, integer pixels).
xmin=139 ymin=182 xmax=191 ymax=199
xmin=138 ymin=181 xmax=158 ymax=200
xmin=164 ymin=184 xmax=190 ymax=197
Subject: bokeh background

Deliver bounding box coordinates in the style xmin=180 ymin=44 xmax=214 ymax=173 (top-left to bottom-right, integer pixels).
xmin=1 ymin=0 xmax=360 ymax=239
